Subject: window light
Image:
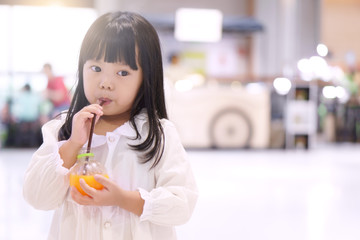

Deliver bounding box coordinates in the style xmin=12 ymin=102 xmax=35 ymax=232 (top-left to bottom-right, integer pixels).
xmin=174 ymin=8 xmax=223 ymax=42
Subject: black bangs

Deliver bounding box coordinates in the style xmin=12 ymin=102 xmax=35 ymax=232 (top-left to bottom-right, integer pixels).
xmin=80 ymin=13 xmax=138 ymax=70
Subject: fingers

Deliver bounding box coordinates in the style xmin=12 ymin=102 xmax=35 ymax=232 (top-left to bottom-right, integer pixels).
xmin=72 ymin=111 xmax=95 ymax=125
xmin=85 ymin=104 xmax=103 ymax=116
xmin=70 ymin=177 xmax=122 ymax=207
xmin=79 ymin=178 xmax=97 ymax=197
xmin=78 ymin=104 xmax=103 ymax=119
xmin=71 ymin=179 xmax=101 ymax=205
xmin=69 ymin=104 xmax=104 ymax=145
xmin=70 ymin=186 xmax=93 ymax=205
xmin=75 ymin=104 xmax=103 ymax=121
xmin=71 ymin=178 xmax=110 ymax=206
xmin=94 ymin=174 xmax=112 ymax=188
xmin=79 ymin=104 xmax=104 ymax=128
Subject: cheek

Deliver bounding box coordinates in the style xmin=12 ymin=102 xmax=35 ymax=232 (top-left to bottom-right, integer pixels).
xmin=123 ymin=74 xmax=142 ymax=93
xmin=119 ymin=85 xmax=140 ymax=103
xmin=132 ymin=73 xmax=143 ymax=96
xmin=130 ymin=78 xmax=143 ymax=100
xmin=119 ymin=80 xmax=142 ymax=106
xmin=83 ymin=83 xmax=91 ymax=102
xmin=82 ymin=73 xmax=95 ymax=101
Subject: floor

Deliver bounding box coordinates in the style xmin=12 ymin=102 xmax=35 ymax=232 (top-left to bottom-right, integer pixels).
xmin=1 ymin=143 xmax=360 ymax=240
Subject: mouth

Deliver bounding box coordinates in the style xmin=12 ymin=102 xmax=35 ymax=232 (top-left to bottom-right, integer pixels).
xmin=98 ymin=98 xmax=111 ymax=106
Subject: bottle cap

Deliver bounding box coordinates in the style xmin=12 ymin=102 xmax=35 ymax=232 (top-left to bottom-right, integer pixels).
xmin=77 ymin=152 xmax=94 ymax=159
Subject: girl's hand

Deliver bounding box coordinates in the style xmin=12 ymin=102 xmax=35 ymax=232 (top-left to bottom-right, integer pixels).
xmin=70 ymin=175 xmax=145 ymax=216
xmin=70 ymin=175 xmax=122 ymax=206
xmin=60 ymin=104 xmax=103 ymax=169
xmin=68 ymin=104 xmax=103 ymax=147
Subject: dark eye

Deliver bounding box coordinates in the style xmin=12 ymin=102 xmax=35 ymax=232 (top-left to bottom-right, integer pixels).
xmin=91 ymin=66 xmax=101 ymax=72
xmin=117 ymin=71 xmax=129 ymax=76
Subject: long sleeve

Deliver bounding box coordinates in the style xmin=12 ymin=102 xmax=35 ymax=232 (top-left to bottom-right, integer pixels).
xmin=138 ymin=120 xmax=198 ymax=226
xmin=23 ymin=119 xmax=70 ymax=210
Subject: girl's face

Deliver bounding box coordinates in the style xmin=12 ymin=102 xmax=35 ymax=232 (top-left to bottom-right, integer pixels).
xmin=83 ymin=58 xmax=143 ymax=119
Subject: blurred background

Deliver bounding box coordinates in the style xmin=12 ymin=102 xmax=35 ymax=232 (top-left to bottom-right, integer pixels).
xmin=1 ymin=0 xmax=360 ymax=150
xmin=1 ymin=0 xmax=360 ymax=239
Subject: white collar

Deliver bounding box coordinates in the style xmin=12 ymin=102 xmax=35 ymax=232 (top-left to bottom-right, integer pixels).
xmin=88 ymin=109 xmax=148 ymax=147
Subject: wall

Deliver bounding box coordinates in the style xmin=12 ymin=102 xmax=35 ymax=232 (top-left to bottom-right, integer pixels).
xmin=95 ymin=0 xmax=250 ymax=16
xmin=321 ymin=0 xmax=360 ymax=69
xmin=252 ymin=0 xmax=320 ymax=79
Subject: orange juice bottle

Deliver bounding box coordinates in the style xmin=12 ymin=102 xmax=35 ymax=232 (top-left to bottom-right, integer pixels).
xmin=69 ymin=152 xmax=108 ymax=196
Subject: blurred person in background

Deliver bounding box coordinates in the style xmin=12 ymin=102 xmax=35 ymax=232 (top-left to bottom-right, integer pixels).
xmin=0 ymin=98 xmax=13 ymax=147
xmin=43 ymin=63 xmax=71 ymax=117
xmin=5 ymin=83 xmax=42 ymax=147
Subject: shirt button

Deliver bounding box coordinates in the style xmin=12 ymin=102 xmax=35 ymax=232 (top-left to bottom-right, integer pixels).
xmin=104 ymin=221 xmax=111 ymax=229
xmin=108 ymin=136 xmax=115 ymax=142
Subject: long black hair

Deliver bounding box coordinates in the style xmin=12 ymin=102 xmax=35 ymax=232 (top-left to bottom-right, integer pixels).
xmin=58 ymin=11 xmax=168 ymax=168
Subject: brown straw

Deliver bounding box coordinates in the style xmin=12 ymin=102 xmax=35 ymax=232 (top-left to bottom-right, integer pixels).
xmin=86 ymin=101 xmax=105 ymax=155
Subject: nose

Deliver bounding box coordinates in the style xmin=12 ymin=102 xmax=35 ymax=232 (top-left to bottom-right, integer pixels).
xmin=99 ymin=76 xmax=114 ymax=91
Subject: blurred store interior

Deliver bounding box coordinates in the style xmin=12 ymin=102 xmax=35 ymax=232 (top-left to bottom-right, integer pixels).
xmin=1 ymin=0 xmax=360 ymax=150
xmin=1 ymin=0 xmax=360 ymax=239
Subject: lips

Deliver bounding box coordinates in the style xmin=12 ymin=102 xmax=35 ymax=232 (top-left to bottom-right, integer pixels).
xmin=98 ymin=98 xmax=111 ymax=106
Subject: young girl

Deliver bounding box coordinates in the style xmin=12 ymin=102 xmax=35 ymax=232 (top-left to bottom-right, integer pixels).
xmin=23 ymin=11 xmax=198 ymax=240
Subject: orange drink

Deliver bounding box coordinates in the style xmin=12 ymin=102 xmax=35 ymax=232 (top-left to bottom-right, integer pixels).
xmin=69 ymin=152 xmax=108 ymax=196
xmin=70 ymin=174 xmax=109 ymax=196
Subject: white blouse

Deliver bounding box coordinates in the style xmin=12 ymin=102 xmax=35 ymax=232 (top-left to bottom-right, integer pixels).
xmin=23 ymin=111 xmax=198 ymax=240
